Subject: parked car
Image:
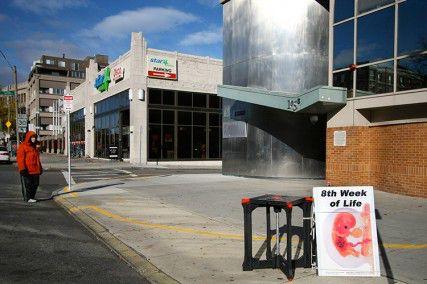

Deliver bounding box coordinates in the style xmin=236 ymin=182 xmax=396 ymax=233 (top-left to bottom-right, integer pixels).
xmin=0 ymin=146 xmax=11 ymax=163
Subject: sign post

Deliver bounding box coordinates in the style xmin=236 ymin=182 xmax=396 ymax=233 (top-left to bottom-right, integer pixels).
xmin=64 ymin=95 xmax=73 ymax=191
xmin=313 ymin=186 xmax=380 ymax=277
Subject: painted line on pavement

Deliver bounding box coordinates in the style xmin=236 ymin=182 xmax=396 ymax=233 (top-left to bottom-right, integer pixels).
xmin=63 ymin=186 xmax=78 ymax=198
xmin=61 ymin=170 xmax=76 ymax=185
xmin=69 ymin=205 xmax=427 ymax=249
xmin=115 ymin=169 xmax=138 ymax=177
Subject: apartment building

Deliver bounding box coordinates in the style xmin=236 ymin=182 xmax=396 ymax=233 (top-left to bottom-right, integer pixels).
xmin=27 ymin=54 xmax=107 ymax=152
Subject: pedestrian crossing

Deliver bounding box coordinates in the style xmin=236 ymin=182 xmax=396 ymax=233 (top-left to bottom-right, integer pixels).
xmin=68 ymin=169 xmax=138 ymax=183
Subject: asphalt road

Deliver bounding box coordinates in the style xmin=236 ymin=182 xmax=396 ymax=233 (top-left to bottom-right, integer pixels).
xmin=0 ymin=162 xmax=146 ymax=283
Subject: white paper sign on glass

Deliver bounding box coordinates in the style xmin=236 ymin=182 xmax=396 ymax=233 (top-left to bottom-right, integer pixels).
xmin=313 ymin=186 xmax=380 ymax=277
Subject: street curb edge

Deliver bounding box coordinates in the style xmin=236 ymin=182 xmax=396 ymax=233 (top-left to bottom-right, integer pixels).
xmin=54 ymin=196 xmax=180 ymax=284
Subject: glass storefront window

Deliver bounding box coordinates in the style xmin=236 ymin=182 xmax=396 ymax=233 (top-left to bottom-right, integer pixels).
xmin=193 ymin=93 xmax=207 ymax=108
xmin=209 ymin=95 xmax=221 ymax=109
xmin=334 ymin=0 xmax=354 ymax=22
xmin=193 ymin=127 xmax=206 ymax=159
xmin=398 ymin=0 xmax=427 ymax=56
xmin=178 ymin=126 xmax=191 ymax=159
xmin=356 ymin=61 xmax=394 ymax=96
xmin=148 ymin=88 xmax=221 ymax=160
xmin=333 ymin=20 xmax=354 ymax=70
xmin=193 ymin=112 xmax=206 ymax=126
xmin=162 ymin=90 xmax=175 ymax=105
xmin=162 ymin=125 xmax=174 ymax=159
xmin=178 ymin=111 xmax=192 ymax=125
xmin=357 ymin=7 xmax=394 ymax=65
xmin=162 ymin=110 xmax=174 ymax=124
xmin=358 ymin=0 xmax=394 ymax=15
xmin=333 ymin=70 xmax=354 ymax=98
xmin=178 ymin=91 xmax=192 ymax=106
xmin=149 ymin=89 xmax=161 ymax=104
xmin=397 ymin=54 xmax=427 ymax=91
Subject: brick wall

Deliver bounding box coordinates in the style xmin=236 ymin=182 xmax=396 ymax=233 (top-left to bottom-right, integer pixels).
xmin=326 ymin=123 xmax=427 ymax=198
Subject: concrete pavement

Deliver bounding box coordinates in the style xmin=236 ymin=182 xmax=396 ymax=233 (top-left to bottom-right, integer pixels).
xmin=54 ymin=173 xmax=427 ymax=283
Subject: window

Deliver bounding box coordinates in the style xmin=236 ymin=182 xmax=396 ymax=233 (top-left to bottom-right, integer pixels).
xmin=334 ymin=0 xmax=354 ymax=22
xmin=358 ymin=0 xmax=394 ymax=15
xmin=193 ymin=93 xmax=206 ymax=108
xmin=397 ymin=54 xmax=427 ymax=92
xmin=356 ymin=61 xmax=394 ymax=96
xmin=162 ymin=90 xmax=175 ymax=105
xmin=333 ymin=70 xmax=354 ymax=98
xmin=58 ymin=61 xmax=65 ymax=67
xmin=357 ymin=7 xmax=394 ymax=65
xmin=72 ymin=62 xmax=79 ymax=71
xmin=333 ymin=21 xmax=354 ymax=70
xmin=178 ymin=91 xmax=192 ymax=106
xmin=45 ymin=59 xmax=54 ymax=65
xmin=209 ymin=95 xmax=221 ymax=109
xmin=398 ymin=0 xmax=427 ymax=56
xmin=148 ymin=89 xmax=161 ymax=104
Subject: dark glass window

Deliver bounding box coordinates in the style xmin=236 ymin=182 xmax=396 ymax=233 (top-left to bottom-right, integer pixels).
xmin=193 ymin=127 xmax=206 ymax=159
xmin=333 ymin=70 xmax=354 ymax=98
xmin=148 ymin=125 xmax=161 ymax=159
xmin=193 ymin=112 xmax=206 ymax=126
xmin=178 ymin=91 xmax=192 ymax=106
xmin=209 ymin=128 xmax=220 ymax=159
xmin=397 ymin=54 xmax=427 ymax=92
xmin=149 ymin=88 xmax=161 ymax=104
xmin=162 ymin=125 xmax=174 ymax=159
xmin=356 ymin=61 xmax=394 ymax=96
xmin=333 ymin=21 xmax=354 ymax=70
xmin=358 ymin=0 xmax=394 ymax=14
xmin=398 ymin=0 xmax=427 ymax=56
xmin=149 ymin=109 xmax=161 ymax=124
xmin=178 ymin=111 xmax=192 ymax=125
xmin=193 ymin=93 xmax=206 ymax=108
xmin=178 ymin=126 xmax=191 ymax=159
xmin=209 ymin=95 xmax=221 ymax=109
xmin=162 ymin=110 xmax=175 ymax=124
xmin=357 ymin=7 xmax=394 ymax=65
xmin=162 ymin=90 xmax=175 ymax=105
xmin=209 ymin=113 xmax=221 ymax=126
xmin=334 ymin=0 xmax=354 ymax=22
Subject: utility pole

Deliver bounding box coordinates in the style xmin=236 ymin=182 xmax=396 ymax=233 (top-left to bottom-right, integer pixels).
xmin=14 ymin=66 xmax=19 ymax=144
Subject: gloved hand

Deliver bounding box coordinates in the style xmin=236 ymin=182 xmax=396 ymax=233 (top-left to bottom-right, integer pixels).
xmin=20 ymin=169 xmax=28 ymax=176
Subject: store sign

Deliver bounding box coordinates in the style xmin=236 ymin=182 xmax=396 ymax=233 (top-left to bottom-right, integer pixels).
xmin=113 ymin=66 xmax=124 ymax=82
xmin=313 ymin=186 xmax=380 ymax=277
xmin=94 ymin=67 xmax=111 ymax=92
xmin=147 ymin=56 xmax=177 ymax=80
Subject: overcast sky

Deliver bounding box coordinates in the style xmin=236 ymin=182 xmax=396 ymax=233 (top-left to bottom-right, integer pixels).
xmin=0 ymin=0 xmax=223 ymax=86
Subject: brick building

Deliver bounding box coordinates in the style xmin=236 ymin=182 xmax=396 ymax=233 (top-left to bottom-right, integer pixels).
xmin=328 ymin=0 xmax=427 ymax=197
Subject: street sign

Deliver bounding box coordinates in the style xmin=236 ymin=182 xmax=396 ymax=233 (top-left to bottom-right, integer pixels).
xmin=5 ymin=120 xmax=11 ymax=128
xmin=64 ymin=95 xmax=73 ymax=111
xmin=17 ymin=118 xmax=27 ymax=128
xmin=0 ymin=90 xmax=15 ymax=96
xmin=313 ymin=186 xmax=380 ymax=277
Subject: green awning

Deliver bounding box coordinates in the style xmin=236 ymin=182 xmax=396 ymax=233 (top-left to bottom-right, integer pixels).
xmin=217 ymin=85 xmax=347 ymax=114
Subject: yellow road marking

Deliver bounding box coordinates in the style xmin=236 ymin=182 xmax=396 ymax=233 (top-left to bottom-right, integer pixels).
xmin=63 ymin=186 xmax=78 ymax=198
xmin=68 ymin=205 xmax=427 ymax=249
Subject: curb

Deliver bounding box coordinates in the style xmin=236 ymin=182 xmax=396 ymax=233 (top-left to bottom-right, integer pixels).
xmin=54 ymin=194 xmax=179 ymax=284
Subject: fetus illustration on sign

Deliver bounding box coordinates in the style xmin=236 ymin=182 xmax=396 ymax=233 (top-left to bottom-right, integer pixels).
xmin=326 ymin=204 xmax=374 ymax=269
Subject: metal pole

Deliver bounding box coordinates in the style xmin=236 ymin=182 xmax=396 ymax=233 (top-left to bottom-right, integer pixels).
xmin=14 ymin=66 xmax=19 ymax=144
xmin=67 ymin=110 xmax=71 ymax=191
xmin=276 ymin=211 xmax=280 ymax=256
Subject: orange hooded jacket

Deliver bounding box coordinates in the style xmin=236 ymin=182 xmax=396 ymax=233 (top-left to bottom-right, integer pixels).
xmin=17 ymin=131 xmax=42 ymax=175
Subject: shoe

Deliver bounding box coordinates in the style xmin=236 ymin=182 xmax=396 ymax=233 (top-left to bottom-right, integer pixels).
xmin=27 ymin=199 xmax=37 ymax=203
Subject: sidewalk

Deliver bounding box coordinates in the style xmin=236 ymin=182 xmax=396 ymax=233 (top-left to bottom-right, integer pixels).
xmin=40 ymin=153 xmax=221 ymax=170
xmin=54 ymin=174 xmax=427 ymax=283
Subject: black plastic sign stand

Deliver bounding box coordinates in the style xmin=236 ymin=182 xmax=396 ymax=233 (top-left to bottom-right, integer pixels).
xmin=241 ymin=194 xmax=314 ymax=280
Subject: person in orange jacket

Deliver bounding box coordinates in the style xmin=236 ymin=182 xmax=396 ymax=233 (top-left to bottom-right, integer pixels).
xmin=17 ymin=131 xmax=43 ymax=203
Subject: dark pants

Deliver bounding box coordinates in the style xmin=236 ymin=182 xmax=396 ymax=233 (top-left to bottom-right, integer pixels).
xmin=21 ymin=175 xmax=40 ymax=201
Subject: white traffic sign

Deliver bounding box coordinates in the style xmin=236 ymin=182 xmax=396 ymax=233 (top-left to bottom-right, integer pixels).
xmin=313 ymin=186 xmax=380 ymax=277
xmin=64 ymin=95 xmax=73 ymax=111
